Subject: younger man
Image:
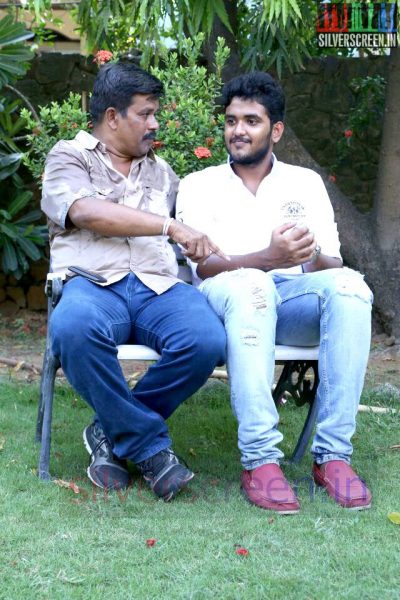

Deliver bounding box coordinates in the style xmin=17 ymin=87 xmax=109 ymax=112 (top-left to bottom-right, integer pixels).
xmin=177 ymin=72 xmax=373 ymax=513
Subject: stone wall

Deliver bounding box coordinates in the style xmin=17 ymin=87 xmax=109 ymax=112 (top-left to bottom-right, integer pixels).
xmin=16 ymin=52 xmax=97 ymax=109
xmin=0 ymin=53 xmax=388 ymax=316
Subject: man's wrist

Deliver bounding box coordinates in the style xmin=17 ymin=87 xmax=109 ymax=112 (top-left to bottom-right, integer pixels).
xmin=310 ymin=244 xmax=322 ymax=263
xmin=162 ymin=216 xmax=175 ymax=236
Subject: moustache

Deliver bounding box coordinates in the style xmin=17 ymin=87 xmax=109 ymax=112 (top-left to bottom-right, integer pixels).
xmin=143 ymin=133 xmax=157 ymax=141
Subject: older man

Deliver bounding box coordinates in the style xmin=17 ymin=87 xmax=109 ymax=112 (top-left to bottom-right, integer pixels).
xmin=41 ymin=62 xmax=226 ymax=501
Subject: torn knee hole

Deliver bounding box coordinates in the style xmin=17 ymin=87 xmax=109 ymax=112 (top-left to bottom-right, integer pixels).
xmin=334 ymin=272 xmax=372 ymax=303
xmin=252 ymin=286 xmax=268 ymax=310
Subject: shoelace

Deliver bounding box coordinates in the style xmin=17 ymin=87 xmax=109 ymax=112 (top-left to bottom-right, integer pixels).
xmin=140 ymin=448 xmax=192 ymax=473
xmin=90 ymin=436 xmax=110 ymax=460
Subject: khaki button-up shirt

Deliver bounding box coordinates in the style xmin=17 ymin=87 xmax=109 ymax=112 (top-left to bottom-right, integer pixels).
xmin=41 ymin=130 xmax=181 ymax=293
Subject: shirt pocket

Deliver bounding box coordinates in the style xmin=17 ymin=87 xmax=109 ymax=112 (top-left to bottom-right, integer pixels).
xmin=90 ymin=174 xmax=122 ymax=203
xmin=145 ymin=188 xmax=170 ymax=217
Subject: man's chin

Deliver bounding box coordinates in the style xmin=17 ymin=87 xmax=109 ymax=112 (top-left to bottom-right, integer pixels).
xmin=229 ymin=150 xmax=249 ymax=163
xmin=138 ymin=140 xmax=154 ymax=155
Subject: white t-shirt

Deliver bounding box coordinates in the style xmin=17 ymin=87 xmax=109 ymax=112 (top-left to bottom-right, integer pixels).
xmin=176 ymin=156 xmax=341 ymax=286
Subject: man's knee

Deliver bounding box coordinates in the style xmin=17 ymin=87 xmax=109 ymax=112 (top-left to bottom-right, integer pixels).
xmin=50 ymin=301 xmax=106 ymax=352
xmin=325 ymin=268 xmax=373 ymax=306
xmin=191 ymin=317 xmax=227 ymax=367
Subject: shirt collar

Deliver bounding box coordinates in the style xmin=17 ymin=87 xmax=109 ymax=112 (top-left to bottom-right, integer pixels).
xmin=226 ymin=152 xmax=279 ymax=179
xmin=75 ymin=130 xmax=156 ymax=162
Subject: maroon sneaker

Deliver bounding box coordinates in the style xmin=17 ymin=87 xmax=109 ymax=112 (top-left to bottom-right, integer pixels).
xmin=313 ymin=460 xmax=371 ymax=510
xmin=241 ymin=463 xmax=300 ymax=514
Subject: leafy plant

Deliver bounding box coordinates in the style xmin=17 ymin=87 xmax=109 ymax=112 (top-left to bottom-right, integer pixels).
xmin=22 ymin=93 xmax=90 ymax=184
xmin=238 ymin=0 xmax=312 ymax=77
xmin=151 ymin=35 xmax=229 ymax=177
xmin=0 ymin=14 xmax=47 ymax=279
xmin=333 ymin=75 xmax=386 ymax=172
xmin=0 ymin=15 xmax=34 ymax=88
xmin=0 ymin=184 xmax=47 ymax=278
xmin=73 ymin=0 xmax=232 ymax=63
xmin=0 ymin=96 xmax=28 ymax=152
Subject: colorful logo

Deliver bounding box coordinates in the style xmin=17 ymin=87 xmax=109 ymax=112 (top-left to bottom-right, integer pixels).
xmin=316 ymin=1 xmax=398 ymax=48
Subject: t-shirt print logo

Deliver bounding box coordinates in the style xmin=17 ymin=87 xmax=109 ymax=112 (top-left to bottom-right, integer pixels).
xmin=281 ymin=201 xmax=306 ymax=222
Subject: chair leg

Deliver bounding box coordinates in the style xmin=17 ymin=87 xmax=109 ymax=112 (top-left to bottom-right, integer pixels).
xmin=273 ymin=360 xmax=319 ymax=464
xmin=289 ymin=395 xmax=319 ymax=464
xmin=37 ymin=350 xmax=60 ymax=480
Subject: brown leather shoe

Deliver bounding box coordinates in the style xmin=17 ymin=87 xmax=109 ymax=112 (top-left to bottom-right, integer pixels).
xmin=241 ymin=463 xmax=300 ymax=514
xmin=313 ymin=460 xmax=371 ymax=510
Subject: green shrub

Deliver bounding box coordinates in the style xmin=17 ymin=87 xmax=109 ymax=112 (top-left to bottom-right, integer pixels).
xmin=150 ymin=35 xmax=229 ymax=177
xmin=21 ymin=93 xmax=89 ymax=184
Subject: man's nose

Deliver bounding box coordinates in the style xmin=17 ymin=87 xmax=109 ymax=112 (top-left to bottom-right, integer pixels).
xmin=148 ymin=115 xmax=159 ymax=130
xmin=233 ymin=120 xmax=246 ymax=136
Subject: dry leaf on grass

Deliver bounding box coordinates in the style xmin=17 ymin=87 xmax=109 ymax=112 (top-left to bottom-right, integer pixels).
xmin=0 ymin=435 xmax=5 ymax=451
xmin=53 ymin=479 xmax=82 ymax=494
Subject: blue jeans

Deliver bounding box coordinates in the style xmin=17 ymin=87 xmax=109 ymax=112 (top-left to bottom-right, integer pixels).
xmin=50 ymin=274 xmax=226 ymax=463
xmin=200 ymin=267 xmax=373 ymax=470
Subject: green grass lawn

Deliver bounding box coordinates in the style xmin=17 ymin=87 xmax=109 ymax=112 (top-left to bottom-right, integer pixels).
xmin=0 ymin=377 xmax=399 ymax=600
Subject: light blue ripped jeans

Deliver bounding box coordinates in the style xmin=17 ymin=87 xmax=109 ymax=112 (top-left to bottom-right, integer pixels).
xmin=199 ymin=268 xmax=373 ymax=471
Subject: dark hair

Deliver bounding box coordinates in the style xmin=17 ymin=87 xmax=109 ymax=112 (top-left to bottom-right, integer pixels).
xmin=90 ymin=61 xmax=164 ymax=124
xmin=221 ymin=72 xmax=285 ymax=124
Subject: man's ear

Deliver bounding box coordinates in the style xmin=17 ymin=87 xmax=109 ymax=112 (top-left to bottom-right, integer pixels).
xmin=271 ymin=121 xmax=284 ymax=144
xmin=104 ymin=107 xmax=119 ymax=130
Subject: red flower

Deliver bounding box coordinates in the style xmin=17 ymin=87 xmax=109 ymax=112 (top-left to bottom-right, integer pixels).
xmin=152 ymin=140 xmax=163 ymax=150
xmin=328 ymin=174 xmax=336 ymax=183
xmin=194 ymin=146 xmax=212 ymax=159
xmin=146 ymin=538 xmax=157 ymax=547
xmin=71 ymin=123 xmax=78 ymax=129
xmin=205 ymin=137 xmax=215 ymax=147
xmin=344 ymin=129 xmax=353 ymax=138
xmin=235 ymin=547 xmax=249 ymax=556
xmin=93 ymin=50 xmax=113 ymax=66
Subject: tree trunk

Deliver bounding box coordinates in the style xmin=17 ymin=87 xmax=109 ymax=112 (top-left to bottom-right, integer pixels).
xmin=374 ymin=47 xmax=400 ymax=252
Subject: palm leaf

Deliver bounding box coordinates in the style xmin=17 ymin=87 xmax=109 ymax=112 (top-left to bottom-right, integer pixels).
xmin=0 ymin=16 xmax=33 ymax=89
xmin=2 ymin=236 xmax=18 ymax=272
xmin=0 ymin=152 xmax=22 ymax=180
